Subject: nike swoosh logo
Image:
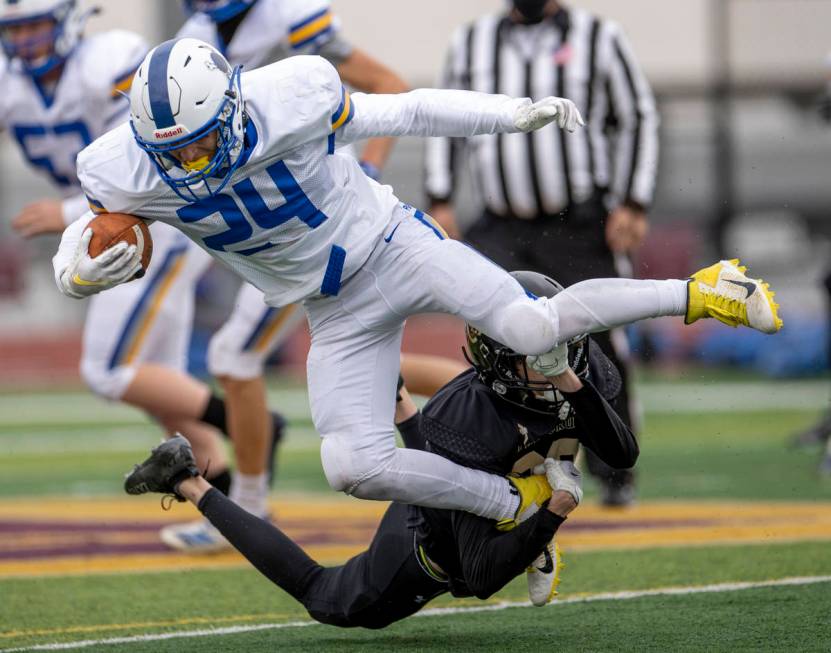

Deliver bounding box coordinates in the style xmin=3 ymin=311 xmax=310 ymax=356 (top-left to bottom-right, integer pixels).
xmin=535 ymin=548 xmax=554 ymax=574
xmin=725 ymin=279 xmax=757 ymax=298
xmin=383 ymin=221 xmax=402 ymax=243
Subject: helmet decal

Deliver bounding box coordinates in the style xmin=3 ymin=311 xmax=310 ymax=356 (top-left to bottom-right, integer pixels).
xmin=209 ymin=50 xmax=229 ymax=73
xmin=147 ymin=39 xmax=178 ymax=129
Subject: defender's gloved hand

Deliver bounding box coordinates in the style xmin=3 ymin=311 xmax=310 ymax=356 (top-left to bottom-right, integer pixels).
xmin=59 ymin=228 xmax=142 ymax=299
xmin=526 ymin=342 xmax=569 ymax=377
xmin=514 ymin=97 xmax=585 ymax=133
xmin=536 ymin=458 xmax=583 ymax=505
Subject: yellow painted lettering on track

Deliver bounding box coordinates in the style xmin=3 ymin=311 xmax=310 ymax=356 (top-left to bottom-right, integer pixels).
xmin=1 ymin=497 xmax=831 ymax=578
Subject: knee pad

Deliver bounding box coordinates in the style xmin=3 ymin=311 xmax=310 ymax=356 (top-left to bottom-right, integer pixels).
xmin=320 ymin=436 xmax=356 ymax=493
xmin=498 ymin=298 xmax=559 ymax=356
xmin=319 ymin=434 xmax=396 ymax=495
xmin=79 ymin=357 xmax=135 ymax=400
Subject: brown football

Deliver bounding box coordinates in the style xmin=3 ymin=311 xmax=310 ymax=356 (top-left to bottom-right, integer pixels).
xmin=87 ymin=213 xmax=153 ymax=274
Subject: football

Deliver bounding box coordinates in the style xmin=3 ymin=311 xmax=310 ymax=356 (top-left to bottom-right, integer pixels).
xmin=87 ymin=213 xmax=152 ymax=275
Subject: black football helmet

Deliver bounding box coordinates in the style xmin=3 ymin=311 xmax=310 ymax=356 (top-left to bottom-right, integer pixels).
xmin=464 ymin=271 xmax=589 ymax=415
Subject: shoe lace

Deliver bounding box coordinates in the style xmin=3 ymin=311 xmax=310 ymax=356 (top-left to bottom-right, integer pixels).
xmin=160 ymin=494 xmax=179 ymax=511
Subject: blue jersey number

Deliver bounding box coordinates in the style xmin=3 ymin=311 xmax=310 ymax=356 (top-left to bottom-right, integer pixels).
xmin=176 ymin=161 xmax=328 ymax=255
xmin=12 ymin=121 xmax=93 ymax=187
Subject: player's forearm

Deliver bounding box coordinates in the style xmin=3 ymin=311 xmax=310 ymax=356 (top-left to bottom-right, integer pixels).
xmin=52 ymin=210 xmax=95 ymax=291
xmin=454 ymin=510 xmax=564 ymax=600
xmin=564 ymin=380 xmax=639 ymax=469
xmin=344 ymin=89 xmax=527 ymax=142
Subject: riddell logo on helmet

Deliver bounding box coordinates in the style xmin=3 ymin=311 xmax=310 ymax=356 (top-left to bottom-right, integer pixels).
xmin=154 ymin=126 xmax=184 ymax=140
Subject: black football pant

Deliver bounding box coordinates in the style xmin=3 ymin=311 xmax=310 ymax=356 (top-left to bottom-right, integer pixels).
xmin=198 ymin=489 xmax=447 ymax=629
xmin=466 ymin=203 xmax=636 ymax=488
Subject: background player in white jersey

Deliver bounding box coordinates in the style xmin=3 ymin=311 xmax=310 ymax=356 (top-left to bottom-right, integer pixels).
xmin=0 ymin=0 xmax=250 ymax=502
xmin=54 ymin=39 xmax=782 ymax=526
xmin=158 ymin=0 xmax=418 ymax=552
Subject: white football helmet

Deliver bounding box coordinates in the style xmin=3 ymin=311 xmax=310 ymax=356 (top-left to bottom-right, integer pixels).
xmin=0 ymin=0 xmax=89 ymax=77
xmin=129 ymin=38 xmax=245 ymax=201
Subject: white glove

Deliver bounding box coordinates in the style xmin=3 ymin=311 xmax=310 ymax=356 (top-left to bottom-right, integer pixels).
xmin=534 ymin=458 xmax=583 ymax=505
xmin=526 ymin=342 xmax=569 ymax=377
xmin=514 ymin=97 xmax=585 ymax=133
xmin=58 ymin=228 xmax=143 ymax=299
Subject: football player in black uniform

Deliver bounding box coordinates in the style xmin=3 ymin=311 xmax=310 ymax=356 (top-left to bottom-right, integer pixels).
xmin=125 ymin=271 xmax=638 ymax=628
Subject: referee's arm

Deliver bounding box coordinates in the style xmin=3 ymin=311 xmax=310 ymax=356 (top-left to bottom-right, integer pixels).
xmin=601 ymin=23 xmax=660 ymax=254
xmin=424 ymin=26 xmax=470 ymax=238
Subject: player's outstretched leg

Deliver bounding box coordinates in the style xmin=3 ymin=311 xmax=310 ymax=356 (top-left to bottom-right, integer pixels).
xmin=124 ymin=435 xmax=326 ymax=603
xmin=513 ymin=258 xmax=782 ymax=350
xmin=392 ymin=211 xmax=782 ymax=362
xmin=125 ymin=437 xmax=445 ymax=629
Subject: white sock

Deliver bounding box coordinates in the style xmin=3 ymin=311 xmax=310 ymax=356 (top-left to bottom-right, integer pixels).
xmin=229 ymin=472 xmax=269 ymax=518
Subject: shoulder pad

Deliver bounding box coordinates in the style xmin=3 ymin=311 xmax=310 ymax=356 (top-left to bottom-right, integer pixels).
xmin=77 ymin=124 xmax=162 ymax=215
xmin=76 ymin=31 xmax=149 ymax=99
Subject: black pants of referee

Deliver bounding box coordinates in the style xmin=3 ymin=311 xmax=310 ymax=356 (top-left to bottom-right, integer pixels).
xmin=466 ymin=198 xmax=637 ymax=489
xmin=198 ymin=489 xmax=447 ymax=629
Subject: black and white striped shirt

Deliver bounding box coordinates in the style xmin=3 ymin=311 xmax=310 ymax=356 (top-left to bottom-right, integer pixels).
xmin=424 ymin=8 xmax=659 ymax=219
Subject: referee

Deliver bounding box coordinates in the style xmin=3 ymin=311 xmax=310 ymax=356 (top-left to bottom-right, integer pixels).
xmin=425 ymin=0 xmax=659 ymax=505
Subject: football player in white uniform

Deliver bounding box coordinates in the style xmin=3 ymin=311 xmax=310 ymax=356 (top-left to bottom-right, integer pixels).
xmin=0 ymin=1 xmax=241 ymax=497
xmin=54 ymin=39 xmax=782 ymax=525
xmin=157 ymin=0 xmax=417 ymax=552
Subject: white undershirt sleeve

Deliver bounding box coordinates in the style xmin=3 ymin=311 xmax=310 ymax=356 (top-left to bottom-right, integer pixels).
xmin=60 ymin=193 xmax=90 ymax=227
xmin=337 ymin=88 xmax=529 ymax=145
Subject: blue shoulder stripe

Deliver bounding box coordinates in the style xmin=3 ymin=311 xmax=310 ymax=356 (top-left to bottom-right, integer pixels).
xmin=330 ymin=86 xmax=354 ymax=130
xmin=291 ymin=26 xmax=333 ymax=51
xmin=289 ymin=7 xmax=328 ymax=32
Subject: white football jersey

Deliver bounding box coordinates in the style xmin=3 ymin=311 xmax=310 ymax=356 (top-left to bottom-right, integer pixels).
xmin=72 ymin=56 xmax=524 ymax=307
xmin=0 ymin=30 xmax=147 ymax=195
xmin=176 ymin=0 xmax=339 ymax=70
xmin=77 ymin=56 xmax=398 ymax=307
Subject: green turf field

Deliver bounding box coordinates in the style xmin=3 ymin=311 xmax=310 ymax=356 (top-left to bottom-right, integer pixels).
xmin=1 ymin=374 xmax=830 ymax=652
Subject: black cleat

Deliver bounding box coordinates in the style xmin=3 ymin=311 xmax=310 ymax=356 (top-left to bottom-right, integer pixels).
xmin=599 ymin=471 xmax=637 ymax=508
xmin=267 ymin=413 xmax=286 ymax=487
xmin=124 ymin=434 xmax=200 ymax=500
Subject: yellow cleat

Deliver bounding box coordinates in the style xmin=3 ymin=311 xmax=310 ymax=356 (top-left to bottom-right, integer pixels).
xmin=527 ymin=540 xmax=565 ymax=606
xmin=685 ymin=259 xmax=783 ymax=334
xmin=496 ymin=474 xmax=552 ymax=532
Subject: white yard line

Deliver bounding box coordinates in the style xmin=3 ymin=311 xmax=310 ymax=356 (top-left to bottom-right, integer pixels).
xmin=0 ymin=381 xmax=827 ymax=430
xmin=3 ymin=575 xmax=830 ymax=653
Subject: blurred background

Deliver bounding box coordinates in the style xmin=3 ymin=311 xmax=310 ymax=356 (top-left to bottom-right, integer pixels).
xmin=2 ymin=5 xmax=831 ymax=646
xmin=1 ymin=0 xmax=829 ymax=384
